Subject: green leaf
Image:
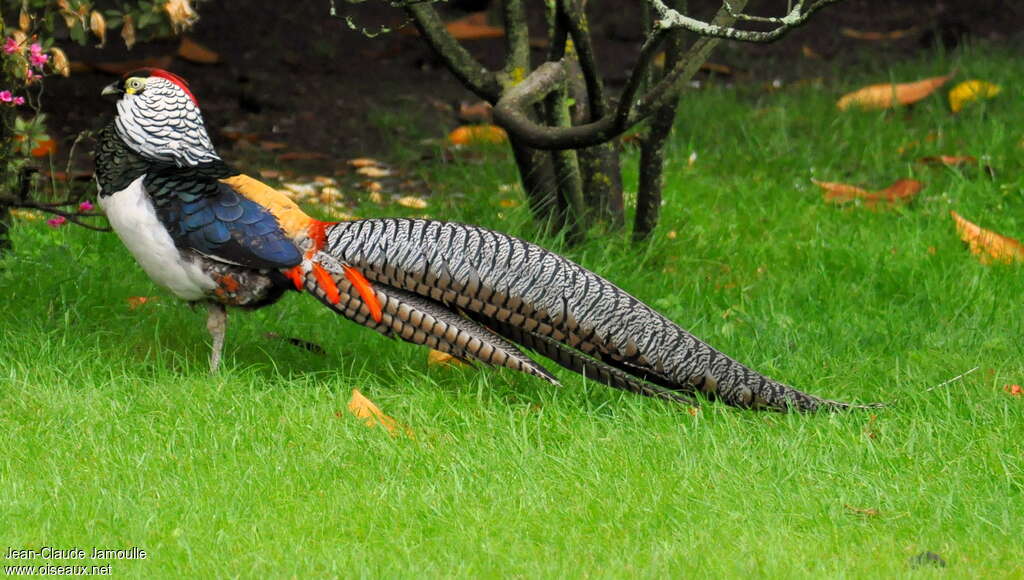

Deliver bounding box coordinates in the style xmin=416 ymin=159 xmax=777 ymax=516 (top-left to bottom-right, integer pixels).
xmin=69 ymin=23 xmax=86 ymax=45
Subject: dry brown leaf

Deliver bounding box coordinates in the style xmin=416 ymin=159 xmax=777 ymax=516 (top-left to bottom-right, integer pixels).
xmin=814 ymin=178 xmax=923 ymax=208
xmin=837 ymin=74 xmax=952 ymax=111
xmin=396 ymin=196 xmax=428 ymax=209
xmin=121 ymin=14 xmax=136 ymax=50
xmin=427 ymin=349 xmax=467 ymax=368
xmin=39 ymin=168 xmax=93 ymax=182
xmin=347 ymin=389 xmax=411 ymax=437
xmin=801 ymin=44 xmax=822 ymax=59
xmin=950 ymin=211 xmax=1024 ymax=265
xmin=448 ymin=124 xmax=508 ymax=146
xmin=282 ymin=182 xmax=316 ymax=198
xmin=57 ymin=0 xmax=84 ymax=29
xmin=277 ymin=151 xmax=329 ymax=161
xmin=88 ymin=56 xmax=174 ymax=76
xmin=916 ymin=155 xmax=977 ymax=166
xmin=458 ymin=101 xmax=493 ymax=124
xmin=220 ymin=129 xmax=259 ymax=143
xmin=258 ymin=140 xmax=287 ymax=151
xmin=844 ymin=504 xmax=880 ymax=517
xmin=49 ymin=48 xmax=70 ymax=77
xmin=839 ymin=26 xmax=918 ymax=41
xmin=127 ymin=296 xmax=159 ymax=310
xmin=347 ymin=157 xmax=381 ymax=168
xmin=177 ymin=37 xmax=219 ymax=64
xmin=620 ymin=132 xmax=642 ymax=148
xmin=319 ymin=187 xmax=342 ymax=204
xmin=444 ymin=12 xmax=504 ymax=40
xmin=164 ymin=0 xmax=199 ymax=33
xmin=356 ymin=166 xmax=392 ymax=178
xmin=89 ymin=10 xmax=106 ymax=47
xmin=700 ymin=62 xmax=734 ymax=76
xmin=498 ymin=199 xmax=519 ymax=208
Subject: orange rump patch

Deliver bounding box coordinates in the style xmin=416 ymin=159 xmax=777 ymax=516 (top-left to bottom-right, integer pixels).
xmin=220 ymin=174 xmax=314 ymax=239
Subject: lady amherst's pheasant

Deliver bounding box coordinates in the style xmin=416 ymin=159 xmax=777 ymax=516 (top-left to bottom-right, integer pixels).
xmin=95 ymin=68 xmax=877 ymax=411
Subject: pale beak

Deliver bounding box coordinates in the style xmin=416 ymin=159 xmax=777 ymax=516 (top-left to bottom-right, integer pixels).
xmin=101 ymin=82 xmax=122 ymax=98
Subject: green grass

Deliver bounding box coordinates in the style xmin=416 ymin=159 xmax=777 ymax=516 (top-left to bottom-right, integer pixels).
xmin=2 ymin=44 xmax=1022 ymax=577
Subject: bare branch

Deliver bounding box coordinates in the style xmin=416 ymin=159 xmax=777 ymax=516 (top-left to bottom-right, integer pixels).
xmin=501 ymin=0 xmax=531 ymax=81
xmin=558 ymin=0 xmax=607 ymax=120
xmin=647 ymin=0 xmax=841 ymax=42
xmin=0 ymin=196 xmax=111 ymax=232
xmin=404 ymin=3 xmax=502 ymax=102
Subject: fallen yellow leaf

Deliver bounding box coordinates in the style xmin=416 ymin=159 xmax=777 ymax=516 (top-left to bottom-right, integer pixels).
xmin=427 ymin=349 xmax=467 ymax=367
xmin=396 ymin=196 xmax=428 ymax=209
xmin=948 ymin=80 xmax=1001 ymax=113
xmin=356 ymin=166 xmax=392 ymax=178
xmin=10 ymin=209 xmax=42 ymax=221
xmin=347 ymin=389 xmax=412 ymax=437
xmin=837 ymin=74 xmax=952 ymax=111
xmin=448 ymin=124 xmax=508 ymax=146
xmin=950 ymin=211 xmax=1024 ymax=265
xmin=347 ymin=157 xmax=381 ymax=168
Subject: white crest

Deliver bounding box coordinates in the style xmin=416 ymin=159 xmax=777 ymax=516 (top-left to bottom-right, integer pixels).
xmin=114 ymin=76 xmax=220 ymax=167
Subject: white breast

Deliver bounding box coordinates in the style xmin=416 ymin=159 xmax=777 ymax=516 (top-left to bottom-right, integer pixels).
xmin=99 ymin=175 xmax=216 ymax=301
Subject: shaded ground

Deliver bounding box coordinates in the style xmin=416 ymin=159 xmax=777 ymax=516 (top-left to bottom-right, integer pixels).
xmin=44 ymin=0 xmax=1023 ymax=173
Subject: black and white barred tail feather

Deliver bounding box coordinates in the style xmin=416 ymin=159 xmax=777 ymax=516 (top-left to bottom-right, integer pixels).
xmin=318 ymin=218 xmax=880 ymax=412
xmin=299 ymin=262 xmax=559 ymax=383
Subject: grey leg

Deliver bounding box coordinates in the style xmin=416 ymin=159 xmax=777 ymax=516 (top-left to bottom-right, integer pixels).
xmin=206 ymin=302 xmax=227 ymax=373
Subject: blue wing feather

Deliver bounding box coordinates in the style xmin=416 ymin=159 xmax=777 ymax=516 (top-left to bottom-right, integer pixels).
xmin=145 ymin=167 xmax=302 ymax=269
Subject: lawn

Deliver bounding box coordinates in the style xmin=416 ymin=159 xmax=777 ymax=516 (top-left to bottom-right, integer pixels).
xmin=1 ymin=44 xmax=1022 ymax=578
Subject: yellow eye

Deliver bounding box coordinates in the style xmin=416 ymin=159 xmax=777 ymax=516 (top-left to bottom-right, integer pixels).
xmin=125 ymin=77 xmax=146 ymax=94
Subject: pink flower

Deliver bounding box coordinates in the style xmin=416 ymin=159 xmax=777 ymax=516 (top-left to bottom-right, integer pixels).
xmin=3 ymin=37 xmax=19 ymax=54
xmin=78 ymin=201 xmax=94 ymax=212
xmin=24 ymin=68 xmax=36 ymax=82
xmin=0 ymin=91 xmax=11 ymax=103
xmin=28 ymin=43 xmax=48 ymax=68
xmin=47 ymin=216 xmax=68 ymax=228
xmin=12 ymin=96 xmax=24 ymax=105
xmin=29 ymin=52 xmax=49 ymax=68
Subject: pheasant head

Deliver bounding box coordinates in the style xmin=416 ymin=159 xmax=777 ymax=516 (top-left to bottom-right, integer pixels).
xmin=102 ymin=68 xmax=219 ymax=167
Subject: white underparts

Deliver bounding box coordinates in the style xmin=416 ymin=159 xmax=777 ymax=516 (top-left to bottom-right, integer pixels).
xmin=100 ymin=175 xmax=215 ymax=300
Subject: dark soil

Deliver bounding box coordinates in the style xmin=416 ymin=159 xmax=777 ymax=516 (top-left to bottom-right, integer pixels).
xmin=43 ymin=0 xmax=1024 ymax=174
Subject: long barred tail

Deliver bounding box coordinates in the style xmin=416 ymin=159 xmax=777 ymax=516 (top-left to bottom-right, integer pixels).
xmin=314 ymin=218 xmax=880 ymax=412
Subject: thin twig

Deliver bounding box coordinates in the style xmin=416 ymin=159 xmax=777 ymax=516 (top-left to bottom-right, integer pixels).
xmin=925 ymin=366 xmax=979 ymax=392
